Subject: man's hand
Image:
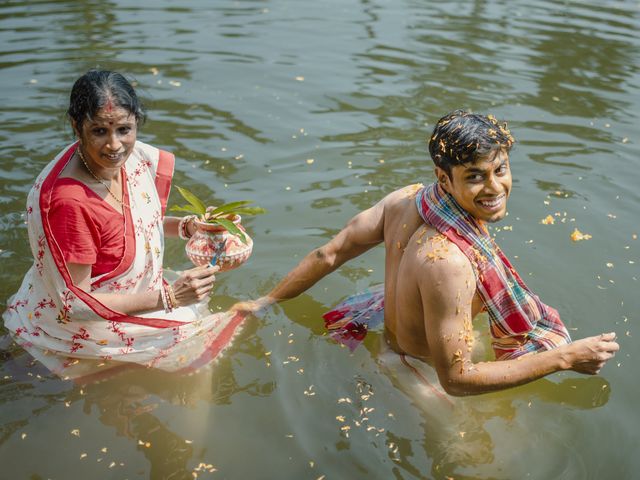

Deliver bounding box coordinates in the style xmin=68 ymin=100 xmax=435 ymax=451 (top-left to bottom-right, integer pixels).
xmin=230 ymin=296 xmax=275 ymax=316
xmin=560 ymin=332 xmax=620 ymax=375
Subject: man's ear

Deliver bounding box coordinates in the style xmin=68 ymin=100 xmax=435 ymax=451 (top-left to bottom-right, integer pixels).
xmin=71 ymin=119 xmax=80 ymax=138
xmin=434 ymin=166 xmax=451 ymax=192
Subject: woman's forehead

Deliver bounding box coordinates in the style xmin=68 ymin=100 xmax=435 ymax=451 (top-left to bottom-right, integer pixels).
xmin=86 ymin=106 xmax=135 ymax=125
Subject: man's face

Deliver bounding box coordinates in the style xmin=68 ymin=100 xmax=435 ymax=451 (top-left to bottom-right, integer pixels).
xmin=436 ymin=149 xmax=512 ymax=223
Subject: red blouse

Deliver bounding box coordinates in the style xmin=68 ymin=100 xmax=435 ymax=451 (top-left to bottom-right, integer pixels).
xmin=48 ymin=177 xmax=135 ymax=280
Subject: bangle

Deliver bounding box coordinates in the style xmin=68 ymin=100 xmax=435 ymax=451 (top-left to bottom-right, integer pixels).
xmin=178 ymin=215 xmax=197 ymax=240
xmin=160 ymin=283 xmax=172 ymax=313
xmin=166 ymin=283 xmax=180 ymax=309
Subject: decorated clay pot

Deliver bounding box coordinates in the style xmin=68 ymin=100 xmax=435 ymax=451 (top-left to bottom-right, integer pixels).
xmin=185 ymin=215 xmax=253 ymax=271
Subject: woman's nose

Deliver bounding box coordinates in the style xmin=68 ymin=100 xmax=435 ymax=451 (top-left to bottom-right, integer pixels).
xmin=106 ymin=132 xmax=122 ymax=151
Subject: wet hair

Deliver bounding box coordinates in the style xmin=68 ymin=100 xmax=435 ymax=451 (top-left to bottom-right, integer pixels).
xmin=67 ymin=70 xmax=145 ymax=130
xmin=428 ymin=110 xmax=515 ymax=178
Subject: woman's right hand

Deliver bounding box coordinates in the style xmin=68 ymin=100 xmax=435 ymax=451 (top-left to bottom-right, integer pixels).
xmin=171 ymin=264 xmax=219 ymax=306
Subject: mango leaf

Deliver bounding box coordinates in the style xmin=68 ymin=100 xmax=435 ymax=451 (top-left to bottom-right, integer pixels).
xmin=176 ymin=186 xmax=207 ymax=215
xmin=213 ymin=217 xmax=247 ymax=244
xmin=209 ymin=201 xmax=253 ymax=218
xmin=230 ymin=207 xmax=267 ymax=216
xmin=170 ymin=205 xmax=200 ymax=214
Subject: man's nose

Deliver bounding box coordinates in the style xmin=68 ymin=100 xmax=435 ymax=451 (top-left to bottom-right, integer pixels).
xmin=484 ymin=173 xmax=501 ymax=193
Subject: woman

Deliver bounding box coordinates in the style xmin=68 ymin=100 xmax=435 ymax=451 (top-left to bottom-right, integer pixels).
xmin=3 ymin=70 xmax=246 ymax=379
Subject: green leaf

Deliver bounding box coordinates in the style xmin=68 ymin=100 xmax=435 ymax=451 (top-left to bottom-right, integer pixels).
xmin=230 ymin=207 xmax=267 ymax=216
xmin=169 ymin=205 xmax=200 ymax=214
xmin=213 ymin=217 xmax=247 ymax=244
xmin=209 ymin=201 xmax=253 ymax=217
xmin=176 ymin=186 xmax=207 ymax=215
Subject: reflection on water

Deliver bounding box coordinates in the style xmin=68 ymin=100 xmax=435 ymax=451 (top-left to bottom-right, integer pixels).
xmin=1 ymin=0 xmax=639 ymax=478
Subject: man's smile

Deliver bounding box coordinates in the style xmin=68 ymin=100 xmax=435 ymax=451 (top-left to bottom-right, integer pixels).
xmin=476 ymin=193 xmax=506 ymax=212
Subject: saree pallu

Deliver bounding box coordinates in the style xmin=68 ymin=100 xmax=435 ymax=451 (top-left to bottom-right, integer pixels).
xmin=3 ymin=141 xmax=244 ymax=380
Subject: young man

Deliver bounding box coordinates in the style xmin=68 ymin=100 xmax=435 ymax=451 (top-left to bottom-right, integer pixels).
xmin=247 ymin=110 xmax=619 ymax=396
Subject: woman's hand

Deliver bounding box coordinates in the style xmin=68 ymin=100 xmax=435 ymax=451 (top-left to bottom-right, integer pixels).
xmin=171 ymin=264 xmax=219 ymax=306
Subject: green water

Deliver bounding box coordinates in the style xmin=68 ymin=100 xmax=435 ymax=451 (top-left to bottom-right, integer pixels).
xmin=1 ymin=0 xmax=639 ymax=478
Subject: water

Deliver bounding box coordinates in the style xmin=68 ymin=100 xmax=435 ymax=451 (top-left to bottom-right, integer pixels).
xmin=1 ymin=0 xmax=639 ymax=478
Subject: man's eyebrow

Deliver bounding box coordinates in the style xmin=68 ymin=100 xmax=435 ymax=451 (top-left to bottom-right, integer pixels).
xmin=464 ymin=157 xmax=508 ymax=173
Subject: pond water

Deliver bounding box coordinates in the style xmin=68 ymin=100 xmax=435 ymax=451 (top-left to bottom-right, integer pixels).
xmin=1 ymin=0 xmax=639 ymax=478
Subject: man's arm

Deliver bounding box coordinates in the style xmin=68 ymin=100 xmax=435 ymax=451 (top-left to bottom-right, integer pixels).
xmin=265 ymin=199 xmax=387 ymax=303
xmin=419 ymin=248 xmax=620 ymax=396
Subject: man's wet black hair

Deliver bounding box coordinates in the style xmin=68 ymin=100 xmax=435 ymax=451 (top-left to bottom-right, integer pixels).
xmin=67 ymin=70 xmax=145 ymax=130
xmin=428 ymin=110 xmax=515 ymax=178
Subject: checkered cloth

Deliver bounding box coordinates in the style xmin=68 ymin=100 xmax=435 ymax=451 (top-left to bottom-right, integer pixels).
xmin=416 ymin=182 xmax=571 ymax=359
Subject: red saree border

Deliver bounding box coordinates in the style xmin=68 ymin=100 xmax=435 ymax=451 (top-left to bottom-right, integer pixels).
xmin=178 ymin=310 xmax=247 ymax=373
xmin=39 ymin=143 xmax=184 ymax=329
xmin=155 ymin=149 xmax=174 ymax=217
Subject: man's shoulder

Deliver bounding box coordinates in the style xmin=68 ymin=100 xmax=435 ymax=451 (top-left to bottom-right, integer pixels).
xmin=380 ymin=184 xmax=424 ymax=215
xmin=383 ymin=184 xmax=423 ymax=204
xmin=408 ymin=230 xmax=474 ymax=280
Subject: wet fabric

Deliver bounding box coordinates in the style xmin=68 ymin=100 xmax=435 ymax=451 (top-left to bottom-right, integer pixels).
xmin=323 ymin=183 xmax=571 ymax=360
xmin=415 ymin=182 xmax=571 ymax=359
xmin=323 ymin=284 xmax=385 ymax=351
xmin=3 ymin=141 xmax=245 ymax=380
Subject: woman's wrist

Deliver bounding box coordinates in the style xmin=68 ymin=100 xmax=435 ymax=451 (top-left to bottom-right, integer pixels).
xmin=160 ymin=282 xmax=181 ymax=312
xmin=178 ymin=215 xmax=197 ymax=240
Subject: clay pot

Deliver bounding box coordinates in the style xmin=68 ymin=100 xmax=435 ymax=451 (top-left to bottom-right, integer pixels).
xmin=185 ymin=215 xmax=253 ymax=271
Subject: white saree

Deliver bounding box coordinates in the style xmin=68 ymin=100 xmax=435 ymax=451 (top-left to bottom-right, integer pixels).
xmin=3 ymin=141 xmax=245 ymax=380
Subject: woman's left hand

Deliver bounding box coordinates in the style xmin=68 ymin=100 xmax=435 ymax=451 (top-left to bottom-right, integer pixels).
xmin=172 ymin=264 xmax=219 ymax=306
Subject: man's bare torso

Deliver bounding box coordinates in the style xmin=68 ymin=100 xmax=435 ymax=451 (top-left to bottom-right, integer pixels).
xmin=381 ymin=185 xmax=484 ymax=360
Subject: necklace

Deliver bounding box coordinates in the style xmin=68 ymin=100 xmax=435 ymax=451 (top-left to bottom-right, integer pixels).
xmin=77 ymin=147 xmax=129 ymax=208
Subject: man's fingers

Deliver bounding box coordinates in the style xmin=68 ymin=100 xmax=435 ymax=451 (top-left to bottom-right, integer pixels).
xmin=596 ymin=333 xmax=620 ymax=353
xmin=606 ymin=341 xmax=620 ymax=353
xmin=599 ymin=332 xmax=616 ymax=341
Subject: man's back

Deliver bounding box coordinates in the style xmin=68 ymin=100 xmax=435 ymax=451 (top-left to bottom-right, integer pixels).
xmin=257 ymin=110 xmax=619 ymax=396
xmin=380 ymin=184 xmax=484 ymax=362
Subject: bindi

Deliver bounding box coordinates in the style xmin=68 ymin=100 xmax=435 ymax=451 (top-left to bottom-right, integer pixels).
xmin=105 ymin=97 xmax=114 ymax=113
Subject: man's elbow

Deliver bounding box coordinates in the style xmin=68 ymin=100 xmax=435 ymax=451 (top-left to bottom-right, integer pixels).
xmin=438 ymin=374 xmax=479 ymax=397
xmin=441 ymin=381 xmax=471 ymax=397
xmin=314 ymin=245 xmax=339 ymax=269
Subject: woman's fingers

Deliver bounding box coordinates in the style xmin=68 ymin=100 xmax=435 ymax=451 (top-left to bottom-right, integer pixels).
xmin=187 ymin=264 xmax=219 ymax=278
xmin=183 ymin=265 xmax=217 ymax=286
xmin=171 ymin=264 xmax=220 ymax=305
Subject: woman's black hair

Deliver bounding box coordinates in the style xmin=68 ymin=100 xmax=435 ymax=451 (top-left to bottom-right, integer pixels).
xmin=428 ymin=110 xmax=515 ymax=178
xmin=67 ymin=70 xmax=145 ymax=130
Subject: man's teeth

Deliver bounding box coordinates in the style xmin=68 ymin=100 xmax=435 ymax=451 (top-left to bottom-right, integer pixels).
xmin=479 ymin=196 xmax=503 ymax=207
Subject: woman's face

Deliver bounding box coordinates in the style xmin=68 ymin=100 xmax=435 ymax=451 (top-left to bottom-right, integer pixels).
xmin=74 ymin=104 xmax=137 ymax=172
